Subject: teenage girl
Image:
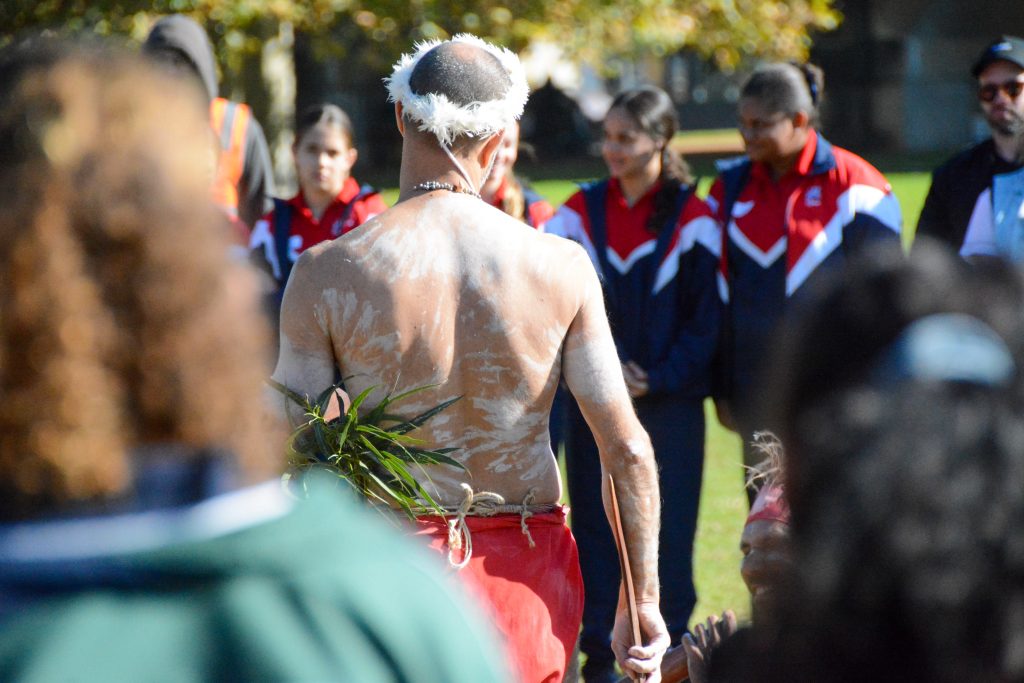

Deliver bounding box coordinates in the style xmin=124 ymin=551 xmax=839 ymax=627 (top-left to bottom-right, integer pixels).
xmin=709 ymin=62 xmax=902 ymax=466
xmin=250 ymin=103 xmax=387 ymax=294
xmin=545 ymin=85 xmax=721 ymax=681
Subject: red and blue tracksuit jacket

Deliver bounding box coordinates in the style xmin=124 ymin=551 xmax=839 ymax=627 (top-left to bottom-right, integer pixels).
xmin=546 ymin=178 xmax=721 ymax=397
xmin=708 ymin=129 xmax=902 ymax=415
xmin=249 ymin=176 xmax=387 ymax=288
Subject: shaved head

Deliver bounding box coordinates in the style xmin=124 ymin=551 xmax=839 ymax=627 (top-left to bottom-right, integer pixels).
xmin=409 ymin=41 xmax=512 ymax=109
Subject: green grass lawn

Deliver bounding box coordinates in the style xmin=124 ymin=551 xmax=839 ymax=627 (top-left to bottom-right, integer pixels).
xmin=382 ymin=162 xmax=932 ymax=631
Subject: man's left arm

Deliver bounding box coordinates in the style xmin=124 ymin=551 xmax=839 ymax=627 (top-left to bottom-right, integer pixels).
xmin=269 ymin=250 xmax=337 ymax=425
xmin=562 ymin=253 xmax=670 ymax=681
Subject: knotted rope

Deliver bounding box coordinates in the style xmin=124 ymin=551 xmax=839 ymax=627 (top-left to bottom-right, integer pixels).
xmin=440 ymin=483 xmax=552 ymax=569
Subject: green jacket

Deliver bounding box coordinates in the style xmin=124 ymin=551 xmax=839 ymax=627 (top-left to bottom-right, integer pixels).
xmin=0 ymin=475 xmax=509 ymax=682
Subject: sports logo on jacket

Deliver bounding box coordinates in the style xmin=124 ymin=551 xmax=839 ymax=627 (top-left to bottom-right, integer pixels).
xmin=805 ymin=186 xmax=822 ymax=207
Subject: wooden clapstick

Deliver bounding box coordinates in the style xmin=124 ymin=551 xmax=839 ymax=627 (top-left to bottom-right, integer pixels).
xmin=608 ymin=473 xmax=646 ymax=683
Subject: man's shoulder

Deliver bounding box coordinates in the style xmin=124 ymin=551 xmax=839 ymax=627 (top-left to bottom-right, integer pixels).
xmin=295 ymin=216 xmax=379 ymax=269
xmin=932 ymin=139 xmax=996 ymax=179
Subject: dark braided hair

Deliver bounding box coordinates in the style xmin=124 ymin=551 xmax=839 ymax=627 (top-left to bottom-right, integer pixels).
xmin=608 ymin=86 xmax=693 ymax=234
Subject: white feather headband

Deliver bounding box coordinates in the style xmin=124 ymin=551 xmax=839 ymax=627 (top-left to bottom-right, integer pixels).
xmin=385 ymin=33 xmax=529 ymax=147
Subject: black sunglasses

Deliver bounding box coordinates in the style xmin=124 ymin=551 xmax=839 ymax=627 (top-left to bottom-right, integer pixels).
xmin=978 ymin=78 xmax=1024 ymax=103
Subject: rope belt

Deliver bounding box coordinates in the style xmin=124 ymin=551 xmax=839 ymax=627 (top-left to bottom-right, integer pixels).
xmin=416 ymin=483 xmax=557 ymax=570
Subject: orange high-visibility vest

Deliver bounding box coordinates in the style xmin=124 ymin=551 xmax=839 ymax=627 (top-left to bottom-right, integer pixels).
xmin=209 ymin=96 xmax=252 ymax=217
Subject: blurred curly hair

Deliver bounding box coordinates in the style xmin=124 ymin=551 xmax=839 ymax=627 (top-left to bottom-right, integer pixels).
xmin=0 ymin=41 xmax=278 ymax=519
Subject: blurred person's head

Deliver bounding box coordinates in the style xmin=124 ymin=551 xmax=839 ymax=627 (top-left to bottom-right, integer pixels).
xmin=142 ymin=14 xmax=218 ymax=105
xmin=0 ymin=39 xmax=277 ymax=521
xmin=480 ymin=120 xmax=520 ymax=200
xmin=292 ymin=103 xmax=358 ymax=216
xmin=738 ymin=62 xmax=823 ymax=176
xmin=973 ymin=36 xmax=1024 ymax=141
xmin=752 ymin=241 xmax=1024 ymax=682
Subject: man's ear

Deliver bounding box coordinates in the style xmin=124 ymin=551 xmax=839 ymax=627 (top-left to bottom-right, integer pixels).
xmin=792 ymin=110 xmax=810 ymax=131
xmin=394 ymin=102 xmax=406 ymax=137
xmin=477 ymin=129 xmax=505 ymax=173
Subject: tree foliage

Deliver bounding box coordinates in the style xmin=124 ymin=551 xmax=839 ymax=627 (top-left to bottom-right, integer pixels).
xmin=2 ymin=1 xmax=841 ymax=73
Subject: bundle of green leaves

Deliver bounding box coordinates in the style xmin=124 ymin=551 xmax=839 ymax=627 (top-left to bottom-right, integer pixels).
xmin=270 ymin=380 xmax=464 ymax=519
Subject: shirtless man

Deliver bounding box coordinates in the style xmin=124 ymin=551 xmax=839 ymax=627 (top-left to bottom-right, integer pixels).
xmin=272 ymin=34 xmax=668 ymax=682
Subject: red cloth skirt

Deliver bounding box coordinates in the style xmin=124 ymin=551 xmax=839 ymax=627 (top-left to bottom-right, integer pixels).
xmin=410 ymin=506 xmax=584 ymax=683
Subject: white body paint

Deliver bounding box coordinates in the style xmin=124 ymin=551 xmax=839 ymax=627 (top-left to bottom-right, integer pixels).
xmin=273 ymin=192 xmax=639 ymax=507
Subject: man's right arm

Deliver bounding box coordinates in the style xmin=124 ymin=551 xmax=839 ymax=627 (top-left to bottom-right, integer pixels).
xmin=560 ymin=250 xmax=669 ymax=680
xmin=269 ymin=249 xmax=337 ymax=425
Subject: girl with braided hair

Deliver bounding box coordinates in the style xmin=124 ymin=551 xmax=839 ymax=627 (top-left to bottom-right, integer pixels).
xmin=545 ymin=84 xmax=721 ymax=681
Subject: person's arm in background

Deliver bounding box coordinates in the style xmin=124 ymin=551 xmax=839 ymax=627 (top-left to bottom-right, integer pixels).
xmin=839 ymin=171 xmax=903 ymax=255
xmin=248 ymin=208 xmax=283 ymax=283
xmin=561 ymin=247 xmax=669 ymax=681
xmin=525 ymin=194 xmax=555 ymax=230
xmin=913 ymin=165 xmax=954 ymax=251
xmin=238 ymin=115 xmax=277 ymax=230
xmin=704 ymin=178 xmax=738 ymax=432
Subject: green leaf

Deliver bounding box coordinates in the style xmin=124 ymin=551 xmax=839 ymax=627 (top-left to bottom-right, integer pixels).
xmin=347 ymin=385 xmax=377 ymax=414
xmin=385 ymin=383 xmax=441 ymax=405
xmin=391 ymin=395 xmax=463 ymax=434
xmin=266 ymin=378 xmax=308 ymax=407
xmin=312 ymin=422 xmax=332 ymax=458
xmin=407 ymin=447 xmax=463 ymax=468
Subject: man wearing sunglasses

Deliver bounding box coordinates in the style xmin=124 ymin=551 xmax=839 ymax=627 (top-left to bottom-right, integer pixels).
xmin=916 ymin=36 xmax=1024 ymax=256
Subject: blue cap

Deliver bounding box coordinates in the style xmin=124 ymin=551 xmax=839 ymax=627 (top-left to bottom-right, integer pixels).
xmin=972 ymin=35 xmax=1024 ymax=77
xmin=871 ymin=314 xmax=1015 ymax=388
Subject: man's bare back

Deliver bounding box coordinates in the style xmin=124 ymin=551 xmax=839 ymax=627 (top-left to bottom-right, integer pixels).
xmin=274 ymin=34 xmax=669 ymax=679
xmin=275 ymin=191 xmax=622 ymax=506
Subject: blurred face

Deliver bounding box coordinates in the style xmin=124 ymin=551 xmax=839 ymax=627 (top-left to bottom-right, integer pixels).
xmin=740 ymin=519 xmax=792 ymax=623
xmin=737 ymin=96 xmax=804 ymax=166
xmin=293 ymin=121 xmax=357 ymax=202
xmin=482 ymin=124 xmax=520 ymax=198
xmin=977 ymin=60 xmax=1024 ymax=137
xmin=490 ymin=124 xmax=520 ymax=184
xmin=601 ymin=107 xmax=661 ymax=181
